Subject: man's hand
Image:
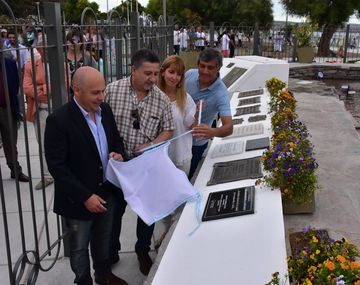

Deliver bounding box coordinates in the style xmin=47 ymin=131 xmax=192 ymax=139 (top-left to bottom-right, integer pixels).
xmin=84 ymin=194 xmax=107 ymax=213
xmin=109 ymin=152 xmax=123 ymax=161
xmin=192 ymin=124 xmax=215 ymax=141
xmin=132 ymin=142 xmax=151 ymax=155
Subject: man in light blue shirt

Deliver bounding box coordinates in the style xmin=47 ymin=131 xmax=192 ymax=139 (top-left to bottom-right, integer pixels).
xmin=185 ymin=48 xmax=233 ymax=179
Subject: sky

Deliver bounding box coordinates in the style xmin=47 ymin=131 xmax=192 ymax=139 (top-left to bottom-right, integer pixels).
xmin=94 ymin=0 xmax=359 ymax=24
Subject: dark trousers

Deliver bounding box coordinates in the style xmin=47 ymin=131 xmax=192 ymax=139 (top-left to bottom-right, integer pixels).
xmin=66 ymin=194 xmax=115 ymax=284
xmin=188 ymin=142 xmax=208 ymax=180
xmin=0 ymin=107 xmax=21 ymax=174
xmin=110 ymin=189 xmax=155 ymax=257
xmin=174 ymin=45 xmax=180 ymax=55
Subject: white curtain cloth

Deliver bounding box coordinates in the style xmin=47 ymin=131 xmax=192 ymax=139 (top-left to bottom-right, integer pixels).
xmin=106 ymin=143 xmax=200 ymax=226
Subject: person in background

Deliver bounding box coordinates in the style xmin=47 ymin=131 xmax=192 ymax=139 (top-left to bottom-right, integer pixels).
xmin=1 ymin=29 xmax=9 ymax=47
xmin=105 ymin=48 xmax=174 ymax=276
xmin=173 ymin=24 xmax=180 ymax=55
xmin=92 ymin=28 xmax=104 ymax=61
xmin=185 ymin=48 xmax=233 ymax=179
xmin=23 ymin=35 xmax=54 ymax=190
xmin=23 ymin=26 xmax=37 ymax=49
xmin=195 ymin=26 xmax=206 ymax=51
xmin=273 ymin=31 xmax=283 ymax=58
xmin=66 ymin=29 xmax=98 ymax=96
xmin=7 ymin=30 xmax=29 ymax=70
xmin=350 ymin=37 xmax=356 ymax=49
xmin=221 ymin=30 xmax=230 ymax=58
xmin=44 ymin=66 xmax=128 ymax=285
xmin=179 ymin=27 xmax=189 ymax=52
xmin=0 ymin=41 xmax=29 ymax=182
xmin=158 ymin=55 xmax=197 ymax=175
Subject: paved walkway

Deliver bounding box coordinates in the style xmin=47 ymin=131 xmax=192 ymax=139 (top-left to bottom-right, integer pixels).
xmin=1 ymin=77 xmax=360 ymax=284
xmin=284 ymin=78 xmax=360 ymax=249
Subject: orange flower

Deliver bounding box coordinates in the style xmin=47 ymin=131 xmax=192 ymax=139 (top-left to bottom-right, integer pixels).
xmin=324 ymin=260 xmax=335 ymax=271
xmin=350 ymin=261 xmax=360 ymax=269
xmin=336 ymin=255 xmax=346 ymax=263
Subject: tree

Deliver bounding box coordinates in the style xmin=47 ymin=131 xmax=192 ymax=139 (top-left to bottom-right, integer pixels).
xmin=281 ymin=0 xmax=360 ymax=56
xmin=113 ymin=0 xmax=146 ymax=22
xmin=146 ymin=0 xmax=273 ymax=27
xmin=62 ymin=0 xmax=100 ymax=24
xmin=4 ymin=0 xmax=65 ymax=21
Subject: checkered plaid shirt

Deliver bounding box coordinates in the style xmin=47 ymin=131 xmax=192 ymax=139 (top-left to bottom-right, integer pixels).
xmin=105 ymin=77 xmax=174 ymax=157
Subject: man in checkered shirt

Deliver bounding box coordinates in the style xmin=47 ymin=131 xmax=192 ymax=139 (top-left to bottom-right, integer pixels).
xmin=105 ymin=48 xmax=174 ymax=276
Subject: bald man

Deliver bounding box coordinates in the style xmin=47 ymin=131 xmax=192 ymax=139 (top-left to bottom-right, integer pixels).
xmin=44 ymin=67 xmax=128 ymax=285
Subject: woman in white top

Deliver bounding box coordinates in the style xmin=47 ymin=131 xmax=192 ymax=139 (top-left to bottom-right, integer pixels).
xmin=221 ymin=31 xmax=230 ymax=57
xmin=158 ymin=55 xmax=197 ymax=175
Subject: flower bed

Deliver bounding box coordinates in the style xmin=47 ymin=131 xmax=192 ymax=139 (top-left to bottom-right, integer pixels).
xmin=266 ymin=227 xmax=360 ymax=285
xmin=261 ymin=77 xmax=318 ymax=204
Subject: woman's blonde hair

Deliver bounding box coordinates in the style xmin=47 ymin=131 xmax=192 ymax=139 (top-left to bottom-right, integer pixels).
xmin=158 ymin=55 xmax=187 ymax=113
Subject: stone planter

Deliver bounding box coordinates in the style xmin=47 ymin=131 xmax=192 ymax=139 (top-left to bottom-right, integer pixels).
xmin=282 ymin=192 xmax=315 ymax=214
xmin=297 ymin=47 xmax=315 ymax=63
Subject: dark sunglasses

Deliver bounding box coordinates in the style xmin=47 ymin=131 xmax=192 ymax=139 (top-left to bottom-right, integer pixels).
xmin=131 ymin=109 xmax=140 ymax=129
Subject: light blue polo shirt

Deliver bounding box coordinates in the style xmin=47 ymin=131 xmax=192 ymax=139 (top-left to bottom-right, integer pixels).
xmin=185 ymin=69 xmax=231 ymax=146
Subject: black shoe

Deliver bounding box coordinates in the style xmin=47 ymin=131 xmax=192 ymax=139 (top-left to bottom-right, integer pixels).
xmin=94 ymin=272 xmax=128 ymax=285
xmin=137 ymin=252 xmax=153 ymax=276
xmin=11 ymin=172 xmax=29 ymax=182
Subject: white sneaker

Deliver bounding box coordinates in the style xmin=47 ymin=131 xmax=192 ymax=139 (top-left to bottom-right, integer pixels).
xmin=35 ymin=177 xmax=54 ymax=190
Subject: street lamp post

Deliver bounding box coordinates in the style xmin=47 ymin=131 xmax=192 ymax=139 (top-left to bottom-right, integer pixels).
xmin=127 ymin=0 xmax=130 ymax=25
xmin=163 ymin=0 xmax=166 ymax=25
xmin=36 ymin=2 xmax=41 ymax=23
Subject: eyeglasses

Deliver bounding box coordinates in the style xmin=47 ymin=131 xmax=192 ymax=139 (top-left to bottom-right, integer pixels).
xmin=131 ymin=109 xmax=140 ymax=129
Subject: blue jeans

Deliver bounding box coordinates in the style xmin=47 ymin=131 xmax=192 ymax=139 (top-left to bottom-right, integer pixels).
xmin=66 ymin=193 xmax=115 ymax=284
xmin=188 ymin=142 xmax=208 ymax=180
xmin=110 ymin=189 xmax=155 ymax=257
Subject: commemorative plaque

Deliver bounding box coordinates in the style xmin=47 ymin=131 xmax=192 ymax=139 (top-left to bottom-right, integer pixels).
xmin=235 ymin=105 xmax=261 ymax=116
xmin=223 ymin=123 xmax=264 ymax=139
xmin=245 ymin=137 xmax=270 ymax=151
xmin=248 ymin=115 xmax=267 ymax=122
xmin=207 ymin=157 xmax=263 ymax=186
xmin=238 ymin=88 xmax=264 ymax=98
xmin=232 ymin=118 xmax=244 ymax=125
xmin=238 ymin=96 xmax=261 ymax=106
xmin=226 ymin=63 xmax=235 ymax=68
xmin=202 ymin=186 xmax=255 ymax=221
xmin=211 ymin=141 xmax=244 ymax=158
xmin=222 ymin=67 xmax=248 ymax=88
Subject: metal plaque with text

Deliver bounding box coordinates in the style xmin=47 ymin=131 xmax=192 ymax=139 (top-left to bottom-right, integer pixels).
xmin=238 ymin=96 xmax=261 ymax=106
xmin=248 ymin=115 xmax=267 ymax=122
xmin=232 ymin=118 xmax=244 ymax=125
xmin=235 ymin=105 xmax=261 ymax=116
xmin=202 ymin=186 xmax=255 ymax=221
xmin=207 ymin=157 xmax=263 ymax=186
xmin=238 ymin=88 xmax=264 ymax=98
xmin=222 ymin=67 xmax=248 ymax=88
xmin=211 ymin=141 xmax=244 ymax=158
xmin=245 ymin=137 xmax=270 ymax=151
xmin=223 ymin=123 xmax=264 ymax=139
